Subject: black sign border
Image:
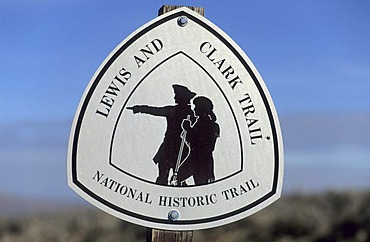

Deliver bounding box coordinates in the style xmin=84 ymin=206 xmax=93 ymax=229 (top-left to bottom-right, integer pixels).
xmin=71 ymin=9 xmax=281 ymax=226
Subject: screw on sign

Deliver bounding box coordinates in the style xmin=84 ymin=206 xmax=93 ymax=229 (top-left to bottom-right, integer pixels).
xmin=177 ymin=16 xmax=189 ymax=27
xmin=67 ymin=4 xmax=284 ymax=242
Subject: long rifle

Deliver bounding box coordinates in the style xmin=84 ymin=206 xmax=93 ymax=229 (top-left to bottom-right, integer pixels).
xmin=170 ymin=115 xmax=190 ymax=186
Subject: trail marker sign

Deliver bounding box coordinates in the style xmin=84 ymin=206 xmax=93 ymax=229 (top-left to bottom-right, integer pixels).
xmin=68 ymin=7 xmax=284 ymax=231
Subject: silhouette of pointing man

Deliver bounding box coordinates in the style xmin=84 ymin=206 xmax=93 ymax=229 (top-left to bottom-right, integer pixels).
xmin=128 ymin=85 xmax=196 ymax=185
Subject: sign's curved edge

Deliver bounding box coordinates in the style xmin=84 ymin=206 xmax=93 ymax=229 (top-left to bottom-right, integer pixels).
xmin=67 ymin=7 xmax=284 ymax=230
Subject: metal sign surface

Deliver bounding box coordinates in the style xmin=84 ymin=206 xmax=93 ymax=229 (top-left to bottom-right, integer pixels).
xmin=68 ymin=7 xmax=284 ymax=230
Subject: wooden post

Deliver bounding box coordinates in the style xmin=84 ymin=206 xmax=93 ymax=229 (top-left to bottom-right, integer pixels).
xmin=145 ymin=5 xmax=204 ymax=242
xmin=158 ymin=5 xmax=204 ymax=16
xmin=147 ymin=229 xmax=193 ymax=242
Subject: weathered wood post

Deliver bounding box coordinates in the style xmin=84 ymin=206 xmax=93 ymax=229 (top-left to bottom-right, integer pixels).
xmin=147 ymin=228 xmax=193 ymax=242
xmin=146 ymin=6 xmax=204 ymax=242
xmin=158 ymin=5 xmax=204 ymax=16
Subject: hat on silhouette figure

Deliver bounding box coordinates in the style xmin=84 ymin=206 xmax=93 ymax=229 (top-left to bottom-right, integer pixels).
xmin=172 ymin=84 xmax=196 ymax=101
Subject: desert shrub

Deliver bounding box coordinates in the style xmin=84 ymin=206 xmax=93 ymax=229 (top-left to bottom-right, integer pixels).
xmin=1 ymin=190 xmax=369 ymax=242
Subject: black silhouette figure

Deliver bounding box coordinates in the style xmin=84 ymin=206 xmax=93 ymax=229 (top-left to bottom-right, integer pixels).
xmin=176 ymin=96 xmax=220 ymax=185
xmin=127 ymin=85 xmax=196 ymax=185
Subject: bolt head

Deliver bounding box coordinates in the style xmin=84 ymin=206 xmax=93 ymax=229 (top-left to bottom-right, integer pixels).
xmin=177 ymin=16 xmax=188 ymax=27
xmin=168 ymin=210 xmax=180 ymax=221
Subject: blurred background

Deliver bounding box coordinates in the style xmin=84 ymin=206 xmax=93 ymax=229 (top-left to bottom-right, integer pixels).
xmin=1 ymin=1 xmax=369 ymax=241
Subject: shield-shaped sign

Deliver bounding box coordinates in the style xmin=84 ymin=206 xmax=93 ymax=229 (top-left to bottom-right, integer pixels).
xmin=68 ymin=7 xmax=283 ymax=230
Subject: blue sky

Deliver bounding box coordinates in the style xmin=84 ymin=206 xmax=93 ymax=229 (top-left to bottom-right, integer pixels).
xmin=1 ymin=1 xmax=369 ymax=201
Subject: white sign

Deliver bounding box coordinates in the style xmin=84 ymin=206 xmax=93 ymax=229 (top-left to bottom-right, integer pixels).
xmin=68 ymin=7 xmax=283 ymax=230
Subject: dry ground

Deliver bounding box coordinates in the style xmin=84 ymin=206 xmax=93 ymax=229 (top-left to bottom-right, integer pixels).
xmin=0 ymin=190 xmax=369 ymax=242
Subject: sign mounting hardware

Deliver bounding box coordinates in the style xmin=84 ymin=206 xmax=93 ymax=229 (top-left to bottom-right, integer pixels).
xmin=68 ymin=7 xmax=284 ymax=231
